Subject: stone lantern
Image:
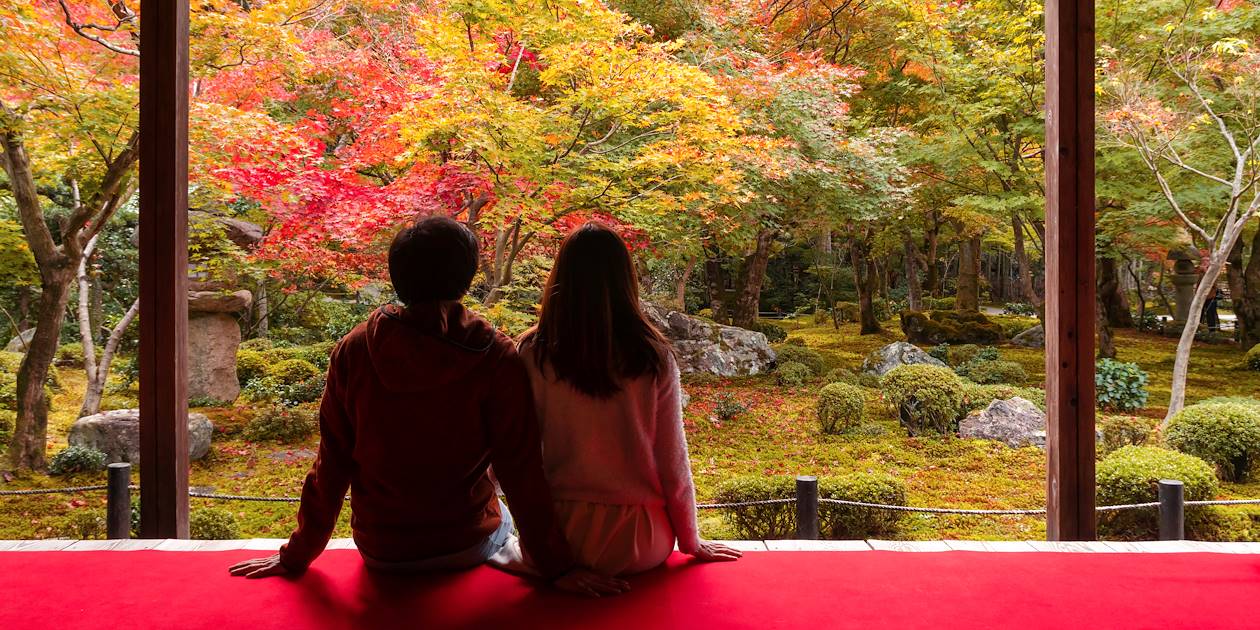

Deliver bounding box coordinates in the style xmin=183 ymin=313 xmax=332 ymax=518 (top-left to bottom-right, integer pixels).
xmin=1167 ymin=248 xmax=1200 ymax=333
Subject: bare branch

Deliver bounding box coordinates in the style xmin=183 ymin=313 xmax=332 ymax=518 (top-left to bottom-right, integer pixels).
xmin=57 ymin=0 xmax=140 ymax=57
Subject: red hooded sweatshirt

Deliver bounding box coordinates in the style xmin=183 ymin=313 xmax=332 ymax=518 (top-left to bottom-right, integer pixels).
xmin=277 ymin=302 xmax=574 ymax=578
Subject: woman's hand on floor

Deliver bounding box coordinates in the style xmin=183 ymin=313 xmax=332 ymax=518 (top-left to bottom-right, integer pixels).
xmin=229 ymin=554 xmax=291 ymax=579
xmin=691 ymin=541 xmax=743 ymax=562
xmin=552 ymin=568 xmax=631 ymax=597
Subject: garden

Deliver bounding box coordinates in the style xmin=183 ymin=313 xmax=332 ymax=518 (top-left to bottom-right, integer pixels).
xmin=3 ymin=0 xmax=1260 ymax=544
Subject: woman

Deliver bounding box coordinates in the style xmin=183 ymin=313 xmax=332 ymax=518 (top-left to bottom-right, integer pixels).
xmin=510 ymin=222 xmax=741 ymax=576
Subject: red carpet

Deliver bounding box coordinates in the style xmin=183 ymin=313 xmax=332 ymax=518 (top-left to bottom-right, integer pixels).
xmin=1 ymin=550 xmax=1257 ymax=629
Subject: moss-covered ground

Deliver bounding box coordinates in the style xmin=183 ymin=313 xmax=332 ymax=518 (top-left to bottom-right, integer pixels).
xmin=2 ymin=316 xmax=1258 ymax=541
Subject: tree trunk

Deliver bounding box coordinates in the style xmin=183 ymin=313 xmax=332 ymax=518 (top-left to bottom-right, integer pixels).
xmin=923 ymin=227 xmax=940 ymax=297
xmin=675 ymin=257 xmax=696 ymax=311
xmin=1096 ymin=265 xmax=1116 ymax=359
xmin=1166 ymin=254 xmax=1231 ymax=423
xmin=705 ymin=258 xmax=732 ymax=325
xmin=255 ymin=280 xmax=269 ymax=338
xmin=849 ymin=237 xmax=882 ymax=335
xmin=1237 ymin=228 xmax=1260 ymax=349
xmin=905 ymin=237 xmax=923 ymax=311
xmin=1097 ymin=255 xmax=1134 ymax=328
xmin=956 ymin=236 xmax=981 ymax=311
xmin=9 ymin=270 xmax=73 ymax=470
xmin=731 ymin=228 xmax=775 ymax=329
xmin=1126 ymin=258 xmax=1148 ymax=329
xmin=1013 ymin=214 xmax=1042 ymax=311
xmin=78 ymin=298 xmax=139 ymax=418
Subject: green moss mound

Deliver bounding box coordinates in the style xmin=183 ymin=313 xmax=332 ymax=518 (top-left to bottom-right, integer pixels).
xmin=817 ymin=382 xmax=865 ymax=434
xmin=1246 ymin=343 xmax=1260 ymax=371
xmin=963 ymin=360 xmax=1027 ymax=385
xmin=774 ymin=345 xmax=824 ymax=375
xmin=881 ymin=364 xmax=965 ymax=436
xmin=900 ymin=310 xmax=1003 ymax=345
xmin=1166 ymin=402 xmax=1260 ymax=482
xmin=713 ymin=474 xmax=907 ymax=540
xmin=190 ymin=508 xmax=240 ymax=540
xmin=776 ymin=362 xmax=811 ymax=387
xmin=243 ymin=404 xmax=318 ymax=443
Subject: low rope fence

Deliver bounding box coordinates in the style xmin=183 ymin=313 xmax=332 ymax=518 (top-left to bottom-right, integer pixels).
xmin=4 ymin=467 xmax=1260 ymax=542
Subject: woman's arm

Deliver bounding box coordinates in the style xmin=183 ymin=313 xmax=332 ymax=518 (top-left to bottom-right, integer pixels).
xmin=653 ymin=354 xmax=702 ymax=554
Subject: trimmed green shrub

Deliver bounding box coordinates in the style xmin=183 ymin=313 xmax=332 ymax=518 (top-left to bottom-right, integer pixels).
xmin=48 ymin=446 xmax=107 ymax=475
xmin=960 ymin=383 xmax=1046 ymax=414
xmin=962 ymin=360 xmax=1027 ymax=385
xmin=1198 ymin=396 xmax=1260 ymax=407
xmin=243 ymin=404 xmax=318 ymax=443
xmin=714 ymin=474 xmax=908 ymax=540
xmin=713 ymin=476 xmax=796 ymax=539
xmin=1165 ymin=402 xmax=1260 ymax=482
xmin=1003 ymin=302 xmax=1037 ymax=316
xmin=824 ymin=367 xmax=857 ymax=385
xmin=1097 ymin=446 xmax=1218 ymax=540
xmin=239 ymin=338 xmax=275 ymax=352
xmin=1095 ymin=359 xmax=1149 ymax=412
xmin=817 ymin=382 xmax=865 ymax=434
xmin=818 ymin=473 xmax=907 ymax=539
xmin=776 ymin=362 xmax=811 ymax=386
xmin=190 ymin=508 xmax=240 ymax=540
xmin=268 ymin=359 xmax=321 ymax=383
xmin=774 ymin=345 xmax=824 ymax=375
xmin=236 ymin=349 xmax=269 ymax=386
xmin=750 ymin=320 xmax=787 ymax=343
xmin=55 ymin=343 xmax=83 ymax=367
xmin=713 ymin=393 xmax=749 ymax=422
xmin=1098 ymin=415 xmax=1159 ymax=454
xmin=881 ymin=364 xmax=965 ymax=436
xmin=948 ymin=344 xmax=998 ymax=367
xmin=784 ymin=336 xmax=806 ymax=346
xmin=928 ymin=343 xmax=951 ymax=363
xmin=1246 ymin=343 xmax=1260 ymax=371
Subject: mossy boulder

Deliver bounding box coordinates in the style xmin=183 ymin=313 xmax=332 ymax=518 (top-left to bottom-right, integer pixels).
xmin=900 ymin=310 xmax=1003 ymax=345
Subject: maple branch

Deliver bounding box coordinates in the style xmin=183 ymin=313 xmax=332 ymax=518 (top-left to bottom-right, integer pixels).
xmin=57 ymin=0 xmax=140 ymax=57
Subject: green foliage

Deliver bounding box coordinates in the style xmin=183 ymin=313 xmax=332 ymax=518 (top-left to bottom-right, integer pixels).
xmin=923 ymin=297 xmax=955 ymax=310
xmin=784 ymin=336 xmax=806 ymax=346
xmin=48 ymin=446 xmax=107 ymax=475
xmin=239 ymin=338 xmax=274 ymax=352
xmin=0 ymin=219 xmax=37 ymax=288
xmin=776 ymin=361 xmax=811 ymax=387
xmin=55 ymin=343 xmax=83 ymax=368
xmin=713 ymin=474 xmax=907 ymax=540
xmin=960 ymin=383 xmax=1045 ymax=414
xmin=817 ymin=382 xmax=865 ymax=434
xmin=774 ymin=345 xmax=824 ymax=375
xmin=242 ymin=404 xmax=318 ymax=443
xmin=750 ymin=320 xmax=787 ymax=343
xmin=962 ymin=360 xmax=1027 ymax=385
xmin=243 ymin=356 xmax=326 ymax=406
xmin=1095 ymin=359 xmax=1149 ymax=412
xmin=1096 ymin=446 xmax=1218 ymax=540
xmin=236 ymin=349 xmax=268 ymax=386
xmin=1098 ymin=415 xmax=1159 ymax=455
xmin=1003 ymin=303 xmax=1037 ymax=316
xmin=928 ymin=343 xmax=950 ymax=363
xmin=881 ymin=364 xmax=965 ymax=436
xmin=818 ymin=473 xmax=907 ymax=539
xmin=713 ymin=393 xmax=749 ymax=422
xmin=1246 ymin=344 xmax=1260 ymax=371
xmin=268 ymin=359 xmax=321 ymax=383
xmin=190 ymin=508 xmax=240 ymax=540
xmin=1165 ymin=403 xmax=1260 ymax=482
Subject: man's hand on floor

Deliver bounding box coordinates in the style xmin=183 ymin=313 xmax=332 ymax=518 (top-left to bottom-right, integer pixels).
xmin=552 ymin=568 xmax=631 ymax=597
xmin=229 ymin=554 xmax=291 ymax=579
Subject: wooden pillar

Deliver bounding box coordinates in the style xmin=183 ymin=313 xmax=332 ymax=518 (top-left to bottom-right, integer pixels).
xmin=1044 ymin=0 xmax=1097 ymax=540
xmin=138 ymin=0 xmax=191 ymax=538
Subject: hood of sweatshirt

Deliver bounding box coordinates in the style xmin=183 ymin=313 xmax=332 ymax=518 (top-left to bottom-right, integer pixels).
xmin=364 ymin=302 xmax=498 ymax=393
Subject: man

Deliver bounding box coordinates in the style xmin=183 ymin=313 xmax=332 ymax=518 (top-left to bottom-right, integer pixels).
xmin=230 ymin=217 xmax=627 ymax=597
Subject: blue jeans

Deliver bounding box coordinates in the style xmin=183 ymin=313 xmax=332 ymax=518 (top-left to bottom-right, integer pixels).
xmin=360 ymin=500 xmax=514 ymax=573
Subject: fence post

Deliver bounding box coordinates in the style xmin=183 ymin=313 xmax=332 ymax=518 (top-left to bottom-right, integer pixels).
xmin=107 ymin=463 xmax=132 ymax=540
xmin=795 ymin=475 xmax=819 ymax=540
xmin=1158 ymin=479 xmax=1184 ymax=541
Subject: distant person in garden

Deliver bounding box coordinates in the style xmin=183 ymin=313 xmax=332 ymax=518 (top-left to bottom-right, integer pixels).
xmin=500 ymin=222 xmax=743 ymax=576
xmin=229 ymin=216 xmax=628 ymax=597
xmin=1202 ymin=288 xmax=1223 ymax=332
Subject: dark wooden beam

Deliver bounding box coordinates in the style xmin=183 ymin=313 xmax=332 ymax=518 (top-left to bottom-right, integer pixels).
xmin=1044 ymin=0 xmax=1097 ymax=540
xmin=138 ymin=0 xmax=190 ymax=539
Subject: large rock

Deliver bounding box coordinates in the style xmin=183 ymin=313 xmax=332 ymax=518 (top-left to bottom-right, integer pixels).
xmin=642 ymin=303 xmax=775 ymax=376
xmin=959 ymin=397 xmax=1045 ymax=448
xmin=861 ymin=341 xmax=946 ymax=376
xmin=4 ymin=329 xmax=35 ymax=353
xmin=1011 ymin=324 xmax=1045 ymax=348
xmin=68 ymin=409 xmax=213 ymax=463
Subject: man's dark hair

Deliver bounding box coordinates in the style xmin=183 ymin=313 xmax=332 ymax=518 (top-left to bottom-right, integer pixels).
xmin=388 ymin=216 xmax=479 ymax=304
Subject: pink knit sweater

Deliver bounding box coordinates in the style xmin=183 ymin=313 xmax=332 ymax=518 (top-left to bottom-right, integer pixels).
xmin=518 ymin=347 xmax=701 ymax=554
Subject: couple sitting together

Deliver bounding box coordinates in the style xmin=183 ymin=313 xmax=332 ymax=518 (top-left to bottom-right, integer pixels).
xmin=230 ymin=217 xmax=740 ymax=595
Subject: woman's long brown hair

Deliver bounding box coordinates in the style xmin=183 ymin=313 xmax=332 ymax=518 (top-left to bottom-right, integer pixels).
xmin=519 ymin=222 xmax=670 ymax=398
